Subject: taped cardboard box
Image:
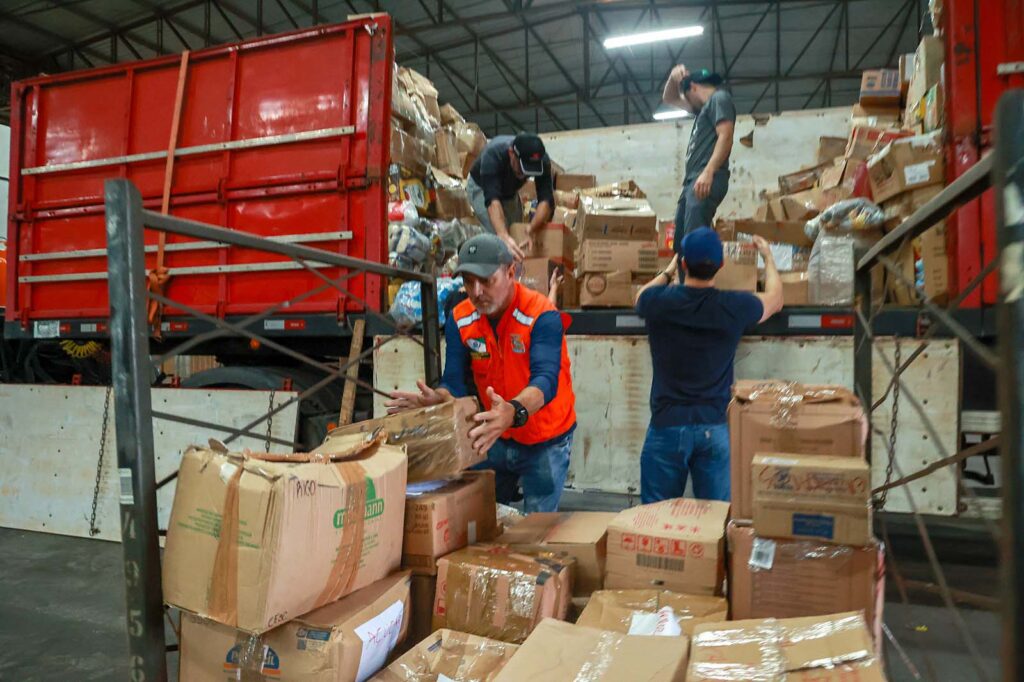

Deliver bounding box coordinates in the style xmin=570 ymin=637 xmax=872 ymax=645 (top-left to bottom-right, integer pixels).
xmin=576 ymin=589 xmax=727 ymax=637
xmin=605 ymin=498 xmax=730 ymax=596
xmin=867 ymin=131 xmax=945 ymax=203
xmin=496 ymin=511 xmax=616 ymax=596
xmin=858 ymin=69 xmax=901 ymax=108
xmin=319 ymin=397 xmax=481 ymax=483
xmin=579 ymin=271 xmax=634 ymax=308
xmin=687 ymin=612 xmax=881 ymax=681
xmin=576 ymin=195 xmax=659 ymax=241
xmin=432 ymin=545 xmax=574 ymax=643
xmin=885 ymin=238 xmax=919 ymax=305
xmin=492 ymin=618 xmax=690 ymax=682
xmin=779 ymin=189 xmax=822 ymax=221
xmin=554 ymin=188 xmax=580 ymax=209
xmin=780 ymin=271 xmax=810 ymax=305
xmin=899 ymin=52 xmax=915 ymax=101
xmin=578 ymin=239 xmax=659 ymax=274
xmin=163 ymin=438 xmax=407 ymax=634
xmin=728 ymin=523 xmax=885 ymax=644
xmin=555 ymin=173 xmax=597 ymax=191
xmin=752 ymin=454 xmax=872 ymax=546
xmin=728 ymin=380 xmax=867 ymax=519
xmin=403 ymin=471 xmax=499 ymax=574
xmin=716 ymin=241 xmax=758 ymax=292
xmin=180 ymin=571 xmax=411 ymax=682
xmin=907 ymin=35 xmax=944 ymax=113
xmin=373 ymin=629 xmax=518 ymax=682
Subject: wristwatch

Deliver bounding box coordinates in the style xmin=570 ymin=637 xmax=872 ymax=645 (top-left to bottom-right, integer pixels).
xmin=509 ymin=399 xmax=529 ymax=428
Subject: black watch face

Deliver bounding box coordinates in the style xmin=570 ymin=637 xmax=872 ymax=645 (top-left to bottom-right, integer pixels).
xmin=513 ymin=402 xmax=528 ymax=427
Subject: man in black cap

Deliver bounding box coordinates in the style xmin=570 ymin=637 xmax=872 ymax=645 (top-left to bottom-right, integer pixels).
xmin=386 ymin=234 xmax=577 ymax=512
xmin=662 ymin=65 xmax=736 ymax=251
xmin=467 ymin=133 xmax=555 ymax=261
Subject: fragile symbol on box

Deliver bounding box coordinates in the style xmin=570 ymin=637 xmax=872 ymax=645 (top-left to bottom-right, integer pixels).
xmin=688 ymin=542 xmax=705 ymax=559
xmin=653 ymin=537 xmax=669 ymax=555
xmin=671 ymin=539 xmax=687 ymax=557
xmin=621 ymin=533 xmax=637 ymax=551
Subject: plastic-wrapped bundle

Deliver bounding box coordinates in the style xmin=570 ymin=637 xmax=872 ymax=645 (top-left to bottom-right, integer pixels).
xmin=388 ymin=276 xmax=464 ymax=328
xmin=388 ymin=222 xmax=432 ymax=271
xmin=433 ymin=218 xmax=484 ymax=255
xmin=805 ymin=197 xmax=885 ymax=239
xmin=807 ymin=229 xmax=856 ymax=305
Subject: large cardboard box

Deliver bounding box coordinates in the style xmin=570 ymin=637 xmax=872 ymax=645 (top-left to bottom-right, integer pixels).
xmin=728 ymin=380 xmax=867 ymax=519
xmin=778 ymin=162 xmax=830 ymax=194
xmin=779 ymin=189 xmax=822 ymax=221
xmin=816 ymin=136 xmax=848 ymax=165
xmin=723 ymin=219 xmax=814 ymax=248
xmin=432 ymin=545 xmax=573 ymax=643
xmin=728 ymin=523 xmax=885 ymax=644
xmin=716 ymin=242 xmax=758 ymax=292
xmin=605 ymin=498 xmax=730 ymax=596
xmin=578 ymin=239 xmax=659 ymax=273
xmin=403 ymin=472 xmax=498 ymax=574
xmin=907 ymin=35 xmax=944 ymax=111
xmin=510 ymin=222 xmax=577 ymax=265
xmin=320 ymin=398 xmax=482 ymax=483
xmin=373 ymin=629 xmax=518 ymax=682
xmin=576 ymin=195 xmax=659 ymax=241
xmin=579 ymin=271 xmax=633 ymax=308
xmin=427 ymin=168 xmax=474 ymax=220
xmin=180 ymin=572 xmax=411 ymax=682
xmin=434 ymin=128 xmax=462 ymax=177
xmin=688 ymin=611 xmax=881 ymax=681
xmin=850 ymin=103 xmax=902 ymax=128
xmin=389 ymin=125 xmax=432 ymax=175
xmin=576 ymin=589 xmax=727 ymax=637
xmin=555 ymin=173 xmax=597 ymax=191
xmin=163 ymin=440 xmax=407 ymax=634
xmin=867 ymin=131 xmax=945 ymax=203
xmin=845 ymin=126 xmax=912 ymax=161
xmin=752 ymin=454 xmax=872 ymax=546
xmin=780 ymin=271 xmax=809 ymax=305
xmin=492 ymin=618 xmax=690 ymax=682
xmin=858 ymin=69 xmax=901 ymax=108
xmin=496 ymin=511 xmax=616 ymax=596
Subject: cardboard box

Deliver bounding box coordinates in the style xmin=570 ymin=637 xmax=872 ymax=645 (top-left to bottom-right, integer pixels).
xmin=923 ymin=82 xmax=945 ymax=132
xmin=921 ymin=220 xmax=949 ymax=304
xmin=817 ymin=136 xmax=848 ymax=165
xmin=899 ymin=52 xmax=915 ymax=101
xmin=558 ymin=273 xmax=579 ymax=309
xmin=845 ymin=126 xmax=912 ymax=161
xmin=728 ymin=523 xmax=884 ymax=643
xmin=881 ymin=184 xmax=942 ymax=228
xmin=496 ymin=511 xmax=616 ymax=596
xmin=858 ymin=69 xmax=901 ymax=108
xmin=780 ymin=189 xmax=822 ymax=221
xmin=509 ymin=222 xmax=577 ymax=265
xmin=405 ymin=574 xmax=436 ymax=652
xmin=907 ymin=35 xmax=944 ymax=112
xmin=579 ymin=271 xmax=634 ymax=308
xmin=555 ymin=173 xmax=597 ymax=191
xmin=433 ymin=545 xmax=573 ymax=643
xmin=440 ymin=103 xmax=464 ymax=126
xmin=403 ymin=472 xmax=498 ymax=574
xmin=728 ymin=380 xmax=867 ymax=519
xmin=553 ymin=206 xmax=576 ymax=230
xmin=163 ymin=441 xmax=407 ymax=634
xmin=605 ymin=498 xmax=730 ymax=596
xmin=492 ymin=619 xmax=690 ymax=682
xmin=373 ymin=629 xmax=518 ymax=682
xmin=180 ymin=571 xmax=411 ymax=682
xmin=818 ymin=157 xmax=864 ymax=192
xmin=579 ymin=180 xmax=645 ymax=198
xmin=752 ymin=454 xmax=872 ymax=546
xmin=434 ymin=128 xmax=462 ymax=177
xmin=867 ymin=131 xmax=945 ymax=203
xmin=576 ymin=195 xmax=659 ymax=241
xmin=886 ymin=237 xmax=919 ymax=305
xmin=578 ymin=239 xmax=659 ymax=274
xmin=519 ymin=257 xmax=557 ymax=297
xmin=780 ymin=271 xmax=809 ymax=305
xmin=724 ymin=219 xmax=814 ymax=248
xmin=389 ymin=125 xmax=432 ymax=175
xmin=850 ymin=103 xmax=902 ymax=128
xmin=387 ymin=164 xmax=429 ymax=211
xmin=319 ymin=397 xmax=482 ymax=483
xmin=778 ymin=162 xmax=830 ymax=195
xmin=687 ymin=611 xmax=880 ymax=681
xmin=427 ymin=167 xmax=474 ymax=220
xmin=716 ymin=241 xmax=758 ymax=292
xmin=576 ymin=589 xmax=727 ymax=637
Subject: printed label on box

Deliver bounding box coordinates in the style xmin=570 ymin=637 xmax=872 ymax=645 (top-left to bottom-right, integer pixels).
xmin=354 ymin=599 xmax=405 ymax=682
xmin=791 ymin=513 xmax=836 ymax=540
xmin=903 ymin=160 xmax=935 ymax=186
xmin=749 ymin=537 xmax=776 ymax=570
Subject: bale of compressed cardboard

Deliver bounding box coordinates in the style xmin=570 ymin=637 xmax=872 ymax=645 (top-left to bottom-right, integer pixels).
xmin=687 ymin=611 xmax=882 ymax=681
xmin=179 ymin=571 xmax=411 ymax=681
xmin=319 ymin=397 xmax=481 ymax=483
xmin=752 ymin=453 xmax=872 ymax=546
xmin=162 ymin=437 xmax=407 ymax=634
xmin=576 ymin=589 xmax=727 ymax=637
xmin=496 ymin=511 xmax=616 ymax=596
xmin=432 ymin=545 xmax=574 ymax=643
xmin=402 ymin=471 xmax=499 ymax=574
xmin=728 ymin=522 xmax=885 ymax=644
xmin=371 ymin=629 xmax=518 ymax=681
xmin=728 ymin=380 xmax=868 ymax=520
xmin=492 ymin=618 xmax=690 ymax=682
xmin=604 ymin=498 xmax=730 ymax=596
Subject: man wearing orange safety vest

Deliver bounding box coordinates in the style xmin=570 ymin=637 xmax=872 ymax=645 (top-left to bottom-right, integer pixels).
xmin=386 ymin=234 xmax=576 ymax=512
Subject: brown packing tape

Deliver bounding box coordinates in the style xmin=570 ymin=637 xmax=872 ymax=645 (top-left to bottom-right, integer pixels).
xmin=316 ymin=460 xmax=369 ymax=606
xmin=208 ymin=462 xmax=244 ymax=626
xmin=231 ymin=630 xmax=270 ymax=681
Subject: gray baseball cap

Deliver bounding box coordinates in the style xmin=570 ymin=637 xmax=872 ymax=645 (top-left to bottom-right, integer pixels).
xmin=454 ymin=234 xmax=514 ymax=279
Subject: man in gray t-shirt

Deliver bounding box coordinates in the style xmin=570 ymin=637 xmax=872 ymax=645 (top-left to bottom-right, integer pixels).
xmin=661 ymin=66 xmax=736 ymax=253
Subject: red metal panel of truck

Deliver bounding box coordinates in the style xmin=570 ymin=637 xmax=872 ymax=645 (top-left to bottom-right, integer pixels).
xmin=6 ymin=16 xmax=393 ymax=336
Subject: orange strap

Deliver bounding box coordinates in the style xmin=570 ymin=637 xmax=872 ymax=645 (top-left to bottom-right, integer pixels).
xmin=148 ymin=50 xmax=190 ymax=332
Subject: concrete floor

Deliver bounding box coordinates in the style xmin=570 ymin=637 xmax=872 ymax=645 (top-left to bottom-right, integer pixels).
xmin=0 ymin=507 xmax=1003 ymax=681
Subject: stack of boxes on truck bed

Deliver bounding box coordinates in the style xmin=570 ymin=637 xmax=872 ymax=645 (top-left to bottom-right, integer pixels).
xmin=162 ymin=374 xmax=887 ymax=679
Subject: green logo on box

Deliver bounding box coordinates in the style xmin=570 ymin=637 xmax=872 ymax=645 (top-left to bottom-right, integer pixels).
xmin=332 ymin=478 xmax=384 ymax=528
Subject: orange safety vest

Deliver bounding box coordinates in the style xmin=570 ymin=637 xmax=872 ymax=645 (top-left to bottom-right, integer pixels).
xmin=451 ymin=283 xmax=576 ymax=445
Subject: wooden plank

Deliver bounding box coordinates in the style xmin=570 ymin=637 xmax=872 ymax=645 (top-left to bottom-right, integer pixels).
xmin=339 ymin=318 xmax=366 ymax=426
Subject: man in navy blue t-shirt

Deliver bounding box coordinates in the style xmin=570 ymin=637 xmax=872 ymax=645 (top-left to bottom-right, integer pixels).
xmin=634 ymin=227 xmax=783 ymax=502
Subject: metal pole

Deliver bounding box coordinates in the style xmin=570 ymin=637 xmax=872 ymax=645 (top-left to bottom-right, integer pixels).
xmin=420 ymin=278 xmax=442 ymax=387
xmin=853 ymin=254 xmax=873 ymax=465
xmin=105 ymin=178 xmax=167 ymax=681
xmin=994 ymin=90 xmax=1024 ymax=682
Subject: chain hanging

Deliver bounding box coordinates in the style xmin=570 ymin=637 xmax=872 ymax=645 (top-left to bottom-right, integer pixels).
xmin=264 ymin=388 xmax=276 ymax=452
xmin=875 ymin=340 xmax=901 ymax=510
xmin=88 ymin=386 xmax=113 ymax=536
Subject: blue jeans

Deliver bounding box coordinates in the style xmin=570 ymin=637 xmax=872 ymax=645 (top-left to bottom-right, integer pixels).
xmin=472 ymin=431 xmax=573 ymax=512
xmin=673 ymin=169 xmax=730 ymax=252
xmin=640 ymin=422 xmax=730 ymax=503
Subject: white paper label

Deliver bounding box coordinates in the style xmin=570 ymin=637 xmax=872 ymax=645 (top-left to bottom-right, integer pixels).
xmin=355 ymin=599 xmax=405 ymax=682
xmin=903 ymin=160 xmax=934 ymax=186
xmin=263 ymin=319 xmax=286 ymax=330
xmin=628 ymin=607 xmax=683 ymax=637
xmin=219 ymin=461 xmax=239 ymax=485
xmin=34 ymin=320 xmax=60 ymax=338
xmin=759 ymin=456 xmax=799 ymax=466
xmin=749 ymin=537 xmax=777 ymax=571
xmin=438 ymin=676 xmax=457 ymax=682
xmin=468 ymin=520 xmax=477 ymax=545
xmin=118 ymin=468 xmax=134 ymax=505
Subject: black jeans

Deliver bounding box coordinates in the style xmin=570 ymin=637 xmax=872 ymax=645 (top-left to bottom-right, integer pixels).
xmin=673 ymin=169 xmax=731 ymax=253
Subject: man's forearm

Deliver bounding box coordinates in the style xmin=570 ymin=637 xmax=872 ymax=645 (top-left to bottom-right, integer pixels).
xmin=662 ymin=75 xmax=693 ymax=112
xmin=487 ymin=200 xmax=509 ymax=237
xmin=529 ymin=201 xmax=553 ymax=231
xmin=512 ymin=385 xmax=546 ymax=415
xmin=761 ymin=255 xmax=784 ymax=316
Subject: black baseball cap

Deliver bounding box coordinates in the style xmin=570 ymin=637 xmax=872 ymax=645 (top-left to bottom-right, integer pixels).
xmin=511 ymin=133 xmax=547 ymax=177
xmin=689 ymin=68 xmax=723 ymax=87
xmin=454 ymin=234 xmax=515 ymax=279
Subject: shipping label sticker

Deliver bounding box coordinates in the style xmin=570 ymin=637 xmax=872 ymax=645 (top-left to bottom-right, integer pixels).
xmin=354 ymin=599 xmax=405 ymax=682
xmin=118 ymin=468 xmax=134 ymax=505
xmin=749 ymin=537 xmax=776 ymax=571
xmin=903 ymin=160 xmax=935 ymax=186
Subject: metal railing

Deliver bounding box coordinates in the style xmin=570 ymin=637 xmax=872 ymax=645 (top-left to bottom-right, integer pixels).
xmin=104 ymin=178 xmax=441 ymax=681
xmin=852 ymin=90 xmax=1023 ymax=681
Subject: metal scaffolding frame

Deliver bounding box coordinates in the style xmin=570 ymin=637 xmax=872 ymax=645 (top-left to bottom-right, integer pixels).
xmin=104 ymin=178 xmax=441 ymax=680
xmin=852 ymin=90 xmax=1023 ymax=681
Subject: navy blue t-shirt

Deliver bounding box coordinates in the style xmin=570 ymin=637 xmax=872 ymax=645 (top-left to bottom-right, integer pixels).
xmin=636 ymin=285 xmax=763 ymax=427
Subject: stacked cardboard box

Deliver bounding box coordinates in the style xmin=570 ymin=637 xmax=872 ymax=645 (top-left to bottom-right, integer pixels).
xmin=576 ymin=589 xmax=728 ymax=637
xmin=373 ymin=629 xmax=518 ymax=681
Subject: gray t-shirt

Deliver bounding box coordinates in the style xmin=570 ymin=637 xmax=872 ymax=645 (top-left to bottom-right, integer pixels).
xmin=684 ymin=89 xmax=736 ymax=182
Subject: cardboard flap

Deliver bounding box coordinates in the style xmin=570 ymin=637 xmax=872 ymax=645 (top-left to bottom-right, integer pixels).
xmin=732 ymin=380 xmax=860 ymax=407
xmin=780 ymin=612 xmax=874 ymax=672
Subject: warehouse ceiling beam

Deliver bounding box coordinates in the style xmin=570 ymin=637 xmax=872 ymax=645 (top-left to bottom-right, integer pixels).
xmin=884 ymin=0 xmax=915 ymax=67
xmin=725 ymin=4 xmax=772 ymax=77
xmin=783 ymin=1 xmax=841 ymax=77
xmin=0 ymin=7 xmax=110 ymax=64
xmin=851 ymin=0 xmax=913 ymax=70
xmin=589 ymin=10 xmax=655 ymax=121
xmin=127 ymin=0 xmax=221 ymax=46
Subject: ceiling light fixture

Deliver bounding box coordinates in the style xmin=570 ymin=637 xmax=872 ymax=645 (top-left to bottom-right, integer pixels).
xmin=653 ymin=109 xmax=693 ymax=121
xmin=603 ymin=25 xmax=704 ymax=50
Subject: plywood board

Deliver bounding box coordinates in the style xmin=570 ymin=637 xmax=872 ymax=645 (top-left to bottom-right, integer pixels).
xmin=0 ymin=385 xmax=299 ymax=541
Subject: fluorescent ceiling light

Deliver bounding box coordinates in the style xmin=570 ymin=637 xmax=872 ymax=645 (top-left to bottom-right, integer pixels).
xmin=653 ymin=109 xmax=693 ymax=121
xmin=604 ymin=25 xmax=704 ymax=49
